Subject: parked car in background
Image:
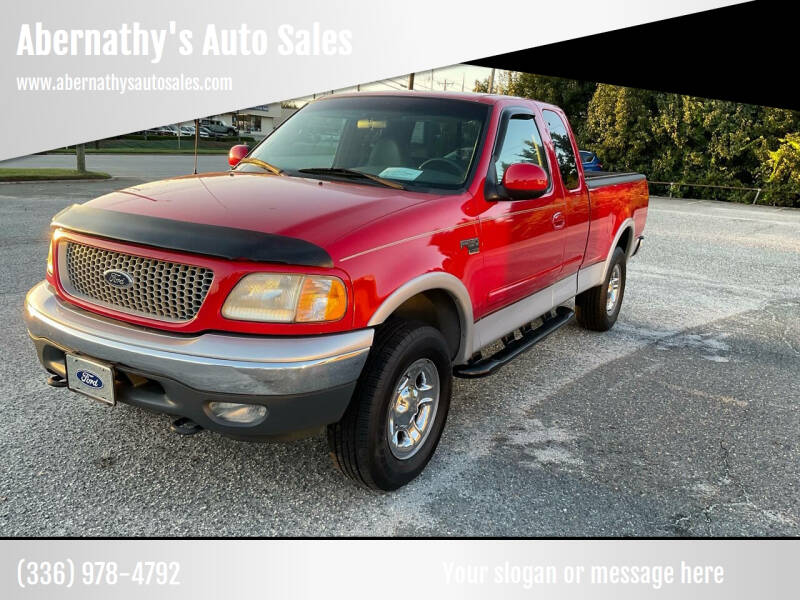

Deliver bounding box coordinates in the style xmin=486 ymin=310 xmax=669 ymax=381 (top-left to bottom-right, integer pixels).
xmin=177 ymin=125 xmax=212 ymax=138
xmin=25 ymin=92 xmax=648 ymax=490
xmin=201 ymin=119 xmax=238 ymax=137
xmin=580 ymin=150 xmax=603 ymax=172
xmin=137 ymin=126 xmax=176 ymax=137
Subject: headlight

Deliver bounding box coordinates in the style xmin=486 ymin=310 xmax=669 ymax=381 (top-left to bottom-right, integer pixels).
xmin=222 ymin=273 xmax=347 ymax=323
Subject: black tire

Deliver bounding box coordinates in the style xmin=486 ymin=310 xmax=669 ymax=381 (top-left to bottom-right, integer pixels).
xmin=575 ymin=246 xmax=627 ymax=331
xmin=327 ymin=319 xmax=452 ymax=491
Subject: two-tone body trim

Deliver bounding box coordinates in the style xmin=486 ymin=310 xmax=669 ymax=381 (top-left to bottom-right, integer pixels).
xmin=366 ymin=218 xmax=639 ymax=364
xmin=577 ymin=217 xmax=636 ymax=294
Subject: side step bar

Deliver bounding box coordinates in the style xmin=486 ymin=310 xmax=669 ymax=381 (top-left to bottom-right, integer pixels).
xmin=453 ymin=306 xmax=575 ymax=379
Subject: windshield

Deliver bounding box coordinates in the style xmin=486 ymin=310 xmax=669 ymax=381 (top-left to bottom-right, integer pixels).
xmin=239 ymin=95 xmax=490 ymax=190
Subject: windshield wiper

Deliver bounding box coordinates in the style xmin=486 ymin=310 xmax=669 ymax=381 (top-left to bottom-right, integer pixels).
xmin=237 ymin=157 xmax=283 ymax=176
xmin=297 ymin=167 xmax=404 ymax=190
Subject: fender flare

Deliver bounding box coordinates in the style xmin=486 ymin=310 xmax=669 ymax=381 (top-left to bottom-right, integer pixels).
xmin=367 ymin=272 xmax=475 ymax=364
xmin=576 ymin=217 xmax=636 ymax=294
xmin=602 ymin=217 xmax=636 ymax=280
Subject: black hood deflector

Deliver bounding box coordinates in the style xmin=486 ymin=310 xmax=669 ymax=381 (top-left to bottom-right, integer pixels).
xmin=52 ymin=204 xmax=334 ymax=268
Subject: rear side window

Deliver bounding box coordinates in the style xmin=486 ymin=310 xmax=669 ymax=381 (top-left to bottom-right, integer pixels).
xmin=543 ymin=110 xmax=580 ymax=190
xmin=493 ymin=114 xmax=548 ymax=182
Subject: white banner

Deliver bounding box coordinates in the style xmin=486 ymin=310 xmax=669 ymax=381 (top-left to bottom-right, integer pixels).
xmin=0 ymin=0 xmax=745 ymax=160
xmin=3 ymin=539 xmax=796 ymax=599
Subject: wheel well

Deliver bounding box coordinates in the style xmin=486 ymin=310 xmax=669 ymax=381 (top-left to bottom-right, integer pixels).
xmin=616 ymin=227 xmax=632 ymax=255
xmin=382 ymin=290 xmax=461 ymax=360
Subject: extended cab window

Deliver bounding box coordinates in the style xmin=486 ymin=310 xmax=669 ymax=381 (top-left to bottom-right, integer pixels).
xmin=493 ymin=114 xmax=548 ymax=183
xmin=244 ymin=96 xmax=490 ymax=191
xmin=543 ymin=110 xmax=580 ymax=190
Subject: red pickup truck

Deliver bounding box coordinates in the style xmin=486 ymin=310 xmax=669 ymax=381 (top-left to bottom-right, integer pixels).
xmin=24 ymin=92 xmax=648 ymax=490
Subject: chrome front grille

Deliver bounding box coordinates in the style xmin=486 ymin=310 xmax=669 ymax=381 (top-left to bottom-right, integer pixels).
xmin=59 ymin=241 xmax=214 ymax=322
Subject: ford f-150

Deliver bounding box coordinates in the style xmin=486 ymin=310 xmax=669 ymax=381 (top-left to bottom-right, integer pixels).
xmin=24 ymin=91 xmax=648 ymax=490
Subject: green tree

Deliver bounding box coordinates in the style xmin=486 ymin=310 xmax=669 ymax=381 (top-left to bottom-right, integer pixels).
xmin=472 ymin=69 xmax=800 ymax=206
xmin=506 ymin=73 xmax=596 ymax=142
xmin=585 ymin=84 xmax=657 ymax=173
xmin=473 ymin=78 xmax=490 ymax=93
xmin=650 ymin=96 xmax=800 ymax=203
xmin=762 ymin=133 xmax=800 ymax=205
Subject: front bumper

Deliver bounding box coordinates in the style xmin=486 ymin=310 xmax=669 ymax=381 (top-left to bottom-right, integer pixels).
xmin=24 ymin=281 xmax=373 ymax=439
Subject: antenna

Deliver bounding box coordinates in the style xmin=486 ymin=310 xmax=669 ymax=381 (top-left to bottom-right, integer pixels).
xmin=193 ymin=118 xmax=200 ymax=175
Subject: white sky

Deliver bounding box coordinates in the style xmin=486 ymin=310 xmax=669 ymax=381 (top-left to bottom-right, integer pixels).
xmin=290 ymin=64 xmax=497 ymax=104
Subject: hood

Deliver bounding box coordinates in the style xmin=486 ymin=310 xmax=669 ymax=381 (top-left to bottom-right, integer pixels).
xmin=85 ymin=172 xmax=437 ymax=253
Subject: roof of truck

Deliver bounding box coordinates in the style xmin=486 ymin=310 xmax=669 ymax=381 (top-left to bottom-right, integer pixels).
xmin=316 ymin=89 xmax=556 ymax=110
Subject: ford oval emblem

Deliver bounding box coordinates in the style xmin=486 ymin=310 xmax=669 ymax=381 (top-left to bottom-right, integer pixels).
xmin=76 ymin=369 xmax=104 ymax=389
xmin=103 ymin=269 xmax=134 ymax=288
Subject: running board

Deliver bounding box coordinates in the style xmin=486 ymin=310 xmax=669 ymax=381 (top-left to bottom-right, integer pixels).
xmin=453 ymin=306 xmax=574 ymax=379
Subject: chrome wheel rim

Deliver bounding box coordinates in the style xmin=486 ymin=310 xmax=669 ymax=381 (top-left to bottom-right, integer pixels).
xmin=386 ymin=358 xmax=440 ymax=460
xmin=606 ymin=264 xmax=622 ymax=314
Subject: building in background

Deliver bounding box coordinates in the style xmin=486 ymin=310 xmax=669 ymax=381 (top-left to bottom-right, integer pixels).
xmin=177 ymin=103 xmax=298 ymax=139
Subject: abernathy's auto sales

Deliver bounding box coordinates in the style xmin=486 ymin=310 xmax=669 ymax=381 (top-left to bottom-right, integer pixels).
xmin=16 ymin=21 xmax=353 ymax=63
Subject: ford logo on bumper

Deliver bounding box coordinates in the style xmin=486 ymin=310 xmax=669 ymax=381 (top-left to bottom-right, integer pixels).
xmin=103 ymin=269 xmax=134 ymax=288
xmin=76 ymin=369 xmax=104 ymax=389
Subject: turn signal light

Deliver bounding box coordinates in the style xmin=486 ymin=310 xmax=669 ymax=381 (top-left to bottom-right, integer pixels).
xmin=47 ymin=229 xmax=66 ymax=276
xmin=46 ymin=240 xmax=54 ymax=275
xmin=295 ymin=276 xmax=347 ymax=322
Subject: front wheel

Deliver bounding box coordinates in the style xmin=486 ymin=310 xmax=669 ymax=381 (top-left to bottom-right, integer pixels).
xmin=575 ymin=246 xmax=627 ymax=331
xmin=327 ymin=320 xmax=452 ymax=491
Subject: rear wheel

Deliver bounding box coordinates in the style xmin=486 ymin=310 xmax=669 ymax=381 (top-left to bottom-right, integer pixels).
xmin=575 ymin=246 xmax=627 ymax=331
xmin=327 ymin=320 xmax=452 ymax=491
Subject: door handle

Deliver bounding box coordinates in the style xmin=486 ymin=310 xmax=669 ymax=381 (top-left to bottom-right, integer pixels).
xmin=552 ymin=211 xmax=566 ymax=230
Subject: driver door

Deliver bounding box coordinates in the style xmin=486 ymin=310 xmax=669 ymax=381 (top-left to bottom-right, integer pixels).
xmin=476 ymin=109 xmax=567 ymax=316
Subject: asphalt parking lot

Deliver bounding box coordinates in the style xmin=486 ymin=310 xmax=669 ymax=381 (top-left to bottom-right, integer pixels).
xmin=1 ymin=157 xmax=798 ymax=536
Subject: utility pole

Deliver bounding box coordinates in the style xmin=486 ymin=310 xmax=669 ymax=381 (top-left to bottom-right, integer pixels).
xmin=76 ymin=143 xmax=86 ymax=173
xmin=489 ymin=68 xmax=496 ymax=93
xmin=408 ymin=73 xmax=415 ymax=91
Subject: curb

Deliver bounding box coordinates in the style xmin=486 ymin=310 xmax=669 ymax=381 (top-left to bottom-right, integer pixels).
xmin=0 ymin=176 xmax=116 ymax=185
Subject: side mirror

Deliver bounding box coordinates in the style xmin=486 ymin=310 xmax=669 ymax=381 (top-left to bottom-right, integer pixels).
xmin=501 ymin=163 xmax=549 ymax=199
xmin=228 ymin=144 xmax=249 ymax=167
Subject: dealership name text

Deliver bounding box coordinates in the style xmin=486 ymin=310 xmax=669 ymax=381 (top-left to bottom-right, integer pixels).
xmin=16 ymin=22 xmax=353 ymax=63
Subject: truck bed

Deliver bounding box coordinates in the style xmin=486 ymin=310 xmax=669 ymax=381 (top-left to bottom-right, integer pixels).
xmin=584 ymin=171 xmax=647 ymax=189
xmin=582 ymin=171 xmax=649 ymax=267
